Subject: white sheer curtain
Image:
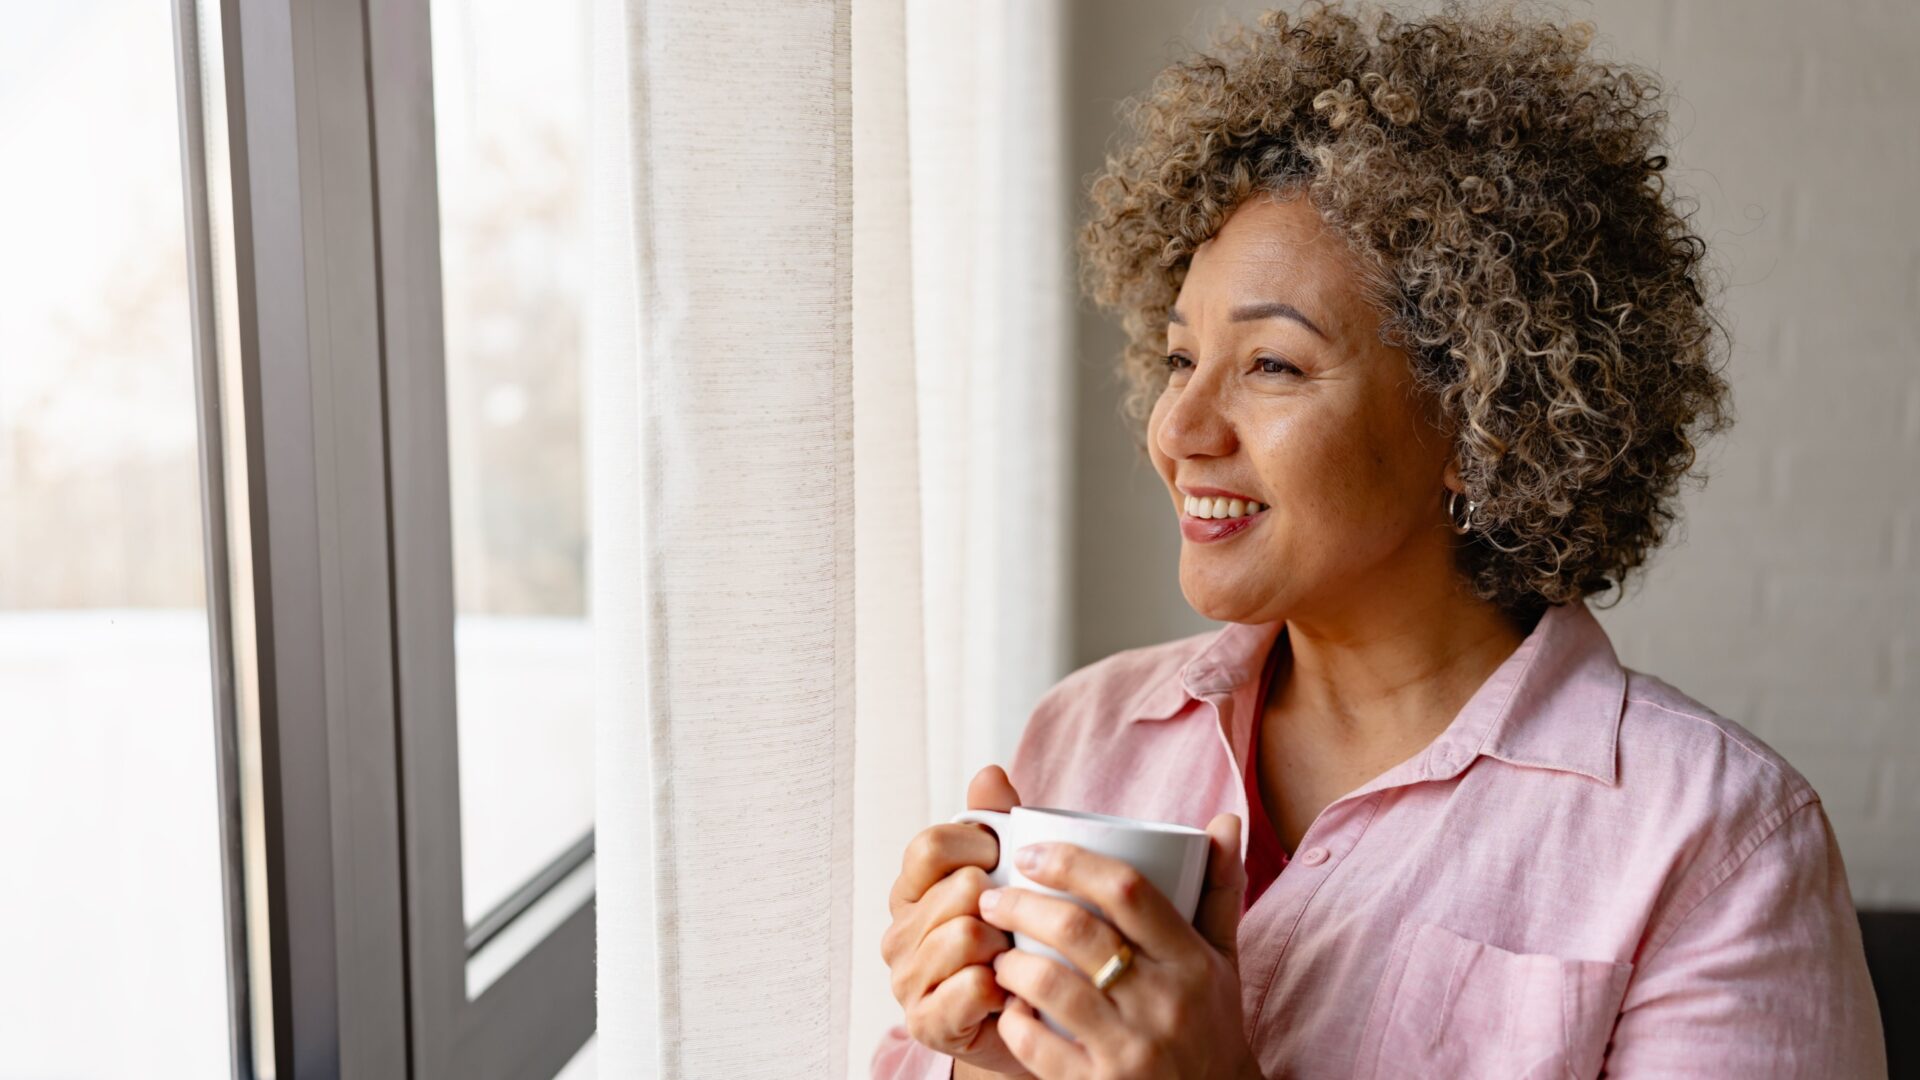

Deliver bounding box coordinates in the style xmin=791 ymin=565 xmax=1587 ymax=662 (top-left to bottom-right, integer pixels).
xmin=591 ymin=0 xmax=1069 ymax=1074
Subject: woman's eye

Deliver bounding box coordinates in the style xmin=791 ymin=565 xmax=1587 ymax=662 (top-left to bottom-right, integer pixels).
xmin=1256 ymin=357 xmax=1300 ymax=376
xmin=1163 ymin=353 xmax=1192 ymax=373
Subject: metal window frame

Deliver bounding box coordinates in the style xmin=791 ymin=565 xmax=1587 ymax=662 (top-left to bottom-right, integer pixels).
xmin=170 ymin=1 xmax=256 ymax=1076
xmin=198 ymin=0 xmax=596 ymax=1076
xmin=215 ymin=0 xmax=411 ymax=1073
xmin=363 ymin=0 xmax=594 ymax=1076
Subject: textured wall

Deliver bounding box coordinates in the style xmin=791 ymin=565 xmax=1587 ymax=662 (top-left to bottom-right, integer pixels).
xmin=1064 ymin=0 xmax=1920 ymax=905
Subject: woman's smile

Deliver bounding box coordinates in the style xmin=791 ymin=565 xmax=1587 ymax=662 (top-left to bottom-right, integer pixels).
xmin=1178 ymin=484 xmax=1271 ymax=543
xmin=1179 ymin=500 xmax=1271 ymax=543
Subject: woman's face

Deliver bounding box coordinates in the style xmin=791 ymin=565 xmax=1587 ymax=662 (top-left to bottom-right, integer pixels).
xmin=1148 ymin=190 xmax=1458 ymax=625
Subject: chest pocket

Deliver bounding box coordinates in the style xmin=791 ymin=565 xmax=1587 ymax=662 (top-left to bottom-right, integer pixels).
xmin=1355 ymin=921 xmax=1634 ymax=1080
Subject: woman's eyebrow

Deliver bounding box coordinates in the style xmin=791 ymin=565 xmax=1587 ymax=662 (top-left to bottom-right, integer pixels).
xmin=1168 ymin=300 xmax=1329 ymax=340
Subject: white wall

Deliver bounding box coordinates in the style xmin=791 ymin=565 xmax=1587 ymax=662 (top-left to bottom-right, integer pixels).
xmin=1064 ymin=0 xmax=1920 ymax=906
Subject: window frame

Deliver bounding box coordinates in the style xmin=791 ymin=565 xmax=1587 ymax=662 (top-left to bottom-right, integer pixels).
xmin=366 ymin=0 xmax=594 ymax=1074
xmin=170 ymin=0 xmax=257 ymax=1075
xmin=189 ymin=0 xmax=597 ymax=1075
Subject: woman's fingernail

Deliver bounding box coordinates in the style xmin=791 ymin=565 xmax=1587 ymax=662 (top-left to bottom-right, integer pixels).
xmin=979 ymin=888 xmax=1001 ymax=912
xmin=1015 ymin=844 xmax=1044 ymax=871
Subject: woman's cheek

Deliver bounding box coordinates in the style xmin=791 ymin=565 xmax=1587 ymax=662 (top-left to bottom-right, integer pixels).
xmin=1245 ymin=416 xmax=1322 ymax=502
xmin=1287 ymin=430 xmax=1386 ymax=532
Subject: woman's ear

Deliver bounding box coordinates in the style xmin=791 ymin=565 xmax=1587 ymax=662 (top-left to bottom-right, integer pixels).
xmin=1441 ymin=455 xmax=1463 ymax=495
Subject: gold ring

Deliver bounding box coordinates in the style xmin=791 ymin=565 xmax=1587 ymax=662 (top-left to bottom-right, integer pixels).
xmin=1091 ymin=942 xmax=1134 ymax=992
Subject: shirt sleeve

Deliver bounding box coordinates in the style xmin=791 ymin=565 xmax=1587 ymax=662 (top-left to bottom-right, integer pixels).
xmin=870 ymin=1023 xmax=954 ymax=1080
xmin=1601 ymin=795 xmax=1887 ymax=1078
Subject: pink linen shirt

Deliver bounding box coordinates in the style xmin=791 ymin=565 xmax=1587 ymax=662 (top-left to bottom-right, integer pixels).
xmin=872 ymin=598 xmax=1887 ymax=1079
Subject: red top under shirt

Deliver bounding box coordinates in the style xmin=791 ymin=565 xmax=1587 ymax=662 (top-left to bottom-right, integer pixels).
xmin=1241 ymin=632 xmax=1290 ymax=913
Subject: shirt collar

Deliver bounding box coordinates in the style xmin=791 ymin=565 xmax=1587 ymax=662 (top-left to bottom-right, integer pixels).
xmin=1120 ymin=599 xmax=1626 ymax=786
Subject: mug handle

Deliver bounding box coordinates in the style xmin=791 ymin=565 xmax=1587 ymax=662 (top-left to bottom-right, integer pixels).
xmin=949 ymin=809 xmax=1013 ymax=889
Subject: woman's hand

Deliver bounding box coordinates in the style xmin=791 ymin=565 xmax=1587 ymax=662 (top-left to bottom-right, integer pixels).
xmin=977 ymin=813 xmax=1261 ymax=1080
xmin=881 ymin=765 xmax=1036 ymax=1079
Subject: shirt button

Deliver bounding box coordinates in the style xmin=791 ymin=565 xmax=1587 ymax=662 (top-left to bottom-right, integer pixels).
xmin=1299 ymin=846 xmax=1328 ymax=866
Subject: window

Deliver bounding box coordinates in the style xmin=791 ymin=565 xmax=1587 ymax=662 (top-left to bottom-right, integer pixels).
xmin=0 ymin=1 xmax=597 ymax=1076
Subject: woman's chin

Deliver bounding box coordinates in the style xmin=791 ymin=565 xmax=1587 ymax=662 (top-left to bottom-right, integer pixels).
xmin=1180 ymin=572 xmax=1281 ymax=624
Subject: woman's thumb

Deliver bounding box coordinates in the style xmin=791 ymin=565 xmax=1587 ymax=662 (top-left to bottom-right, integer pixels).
xmin=966 ymin=763 xmax=1022 ymax=812
xmin=1193 ymin=813 xmax=1246 ymax=962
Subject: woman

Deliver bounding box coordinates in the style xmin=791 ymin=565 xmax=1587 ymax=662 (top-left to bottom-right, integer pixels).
xmin=875 ymin=4 xmax=1886 ymax=1078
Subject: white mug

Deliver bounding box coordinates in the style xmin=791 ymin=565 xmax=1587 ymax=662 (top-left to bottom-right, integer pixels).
xmin=949 ymin=805 xmax=1213 ymax=1040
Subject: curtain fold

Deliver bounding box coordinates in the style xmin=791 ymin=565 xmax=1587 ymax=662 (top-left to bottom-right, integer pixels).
xmin=593 ymin=0 xmax=855 ymax=1075
xmin=905 ymin=0 xmax=1070 ymax=821
xmin=850 ymin=0 xmax=936 ymax=1070
xmin=593 ymin=0 xmax=1070 ymax=1074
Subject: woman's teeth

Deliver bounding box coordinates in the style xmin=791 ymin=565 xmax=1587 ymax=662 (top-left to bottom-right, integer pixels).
xmin=1184 ymin=495 xmax=1268 ymax=520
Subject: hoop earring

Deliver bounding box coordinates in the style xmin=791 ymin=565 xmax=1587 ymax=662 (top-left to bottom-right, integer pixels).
xmin=1447 ymin=489 xmax=1480 ymax=535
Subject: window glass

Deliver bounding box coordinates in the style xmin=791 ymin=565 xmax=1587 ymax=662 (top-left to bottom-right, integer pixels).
xmin=0 ymin=3 xmax=232 ymax=1076
xmin=430 ymin=0 xmax=596 ymax=928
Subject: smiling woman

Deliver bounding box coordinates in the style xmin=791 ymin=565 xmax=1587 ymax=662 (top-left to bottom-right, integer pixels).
xmin=1150 ymin=191 xmax=1468 ymax=632
xmin=873 ymin=3 xmax=1887 ymax=1078
xmin=1083 ymin=14 xmax=1735 ymax=630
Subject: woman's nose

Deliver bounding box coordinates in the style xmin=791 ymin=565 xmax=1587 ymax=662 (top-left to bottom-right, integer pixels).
xmin=1156 ymin=369 xmax=1237 ymax=460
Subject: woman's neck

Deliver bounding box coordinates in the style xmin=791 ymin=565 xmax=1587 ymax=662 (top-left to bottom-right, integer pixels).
xmin=1266 ymin=585 xmax=1529 ymax=758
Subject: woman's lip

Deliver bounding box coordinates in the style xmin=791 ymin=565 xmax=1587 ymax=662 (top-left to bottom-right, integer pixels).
xmin=1180 ymin=506 xmax=1269 ymax=543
